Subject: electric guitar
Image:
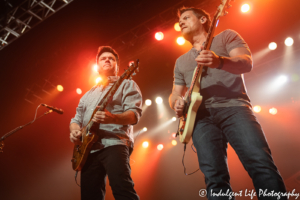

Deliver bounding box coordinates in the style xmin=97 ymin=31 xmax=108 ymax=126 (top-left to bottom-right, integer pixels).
xmin=71 ymin=60 xmax=140 ymax=171
xmin=177 ymin=0 xmax=233 ymax=143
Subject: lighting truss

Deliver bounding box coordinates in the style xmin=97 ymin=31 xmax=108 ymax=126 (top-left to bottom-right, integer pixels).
xmin=21 ymin=0 xmax=217 ymax=104
xmin=0 ymin=0 xmax=73 ymax=50
xmin=24 ymin=74 xmax=59 ymax=104
xmin=107 ymin=0 xmax=215 ymax=62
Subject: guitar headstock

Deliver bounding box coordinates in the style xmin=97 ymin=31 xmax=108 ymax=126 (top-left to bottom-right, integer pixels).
xmin=216 ymin=0 xmax=233 ymax=19
xmin=121 ymin=59 xmax=140 ymax=80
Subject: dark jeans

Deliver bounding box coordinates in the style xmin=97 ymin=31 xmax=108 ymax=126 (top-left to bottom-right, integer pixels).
xmin=192 ymin=106 xmax=287 ymax=200
xmin=81 ymin=145 xmax=139 ymax=200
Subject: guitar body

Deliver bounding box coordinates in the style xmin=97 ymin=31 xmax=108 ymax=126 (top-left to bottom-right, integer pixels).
xmin=178 ymin=67 xmax=203 ymax=144
xmin=72 ymin=125 xmax=99 ymax=171
xmin=178 ymin=92 xmax=202 ymax=143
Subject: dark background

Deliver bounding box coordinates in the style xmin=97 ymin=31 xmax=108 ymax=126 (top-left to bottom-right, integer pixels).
xmin=1 ymin=0 xmax=300 ymax=199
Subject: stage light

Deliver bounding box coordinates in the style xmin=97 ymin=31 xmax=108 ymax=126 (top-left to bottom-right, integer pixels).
xmin=95 ymin=77 xmax=102 ymax=84
xmin=143 ymin=127 xmax=147 ymax=132
xmin=155 ymin=32 xmax=164 ymax=41
xmin=128 ymin=61 xmax=134 ymax=66
xmin=145 ymin=99 xmax=152 ymax=106
xmin=76 ymin=88 xmax=82 ymax=95
xmin=142 ymin=141 xmax=149 ymax=148
xmin=172 ymin=133 xmax=176 ymax=138
xmin=269 ymin=107 xmax=277 ymax=115
xmin=93 ymin=64 xmax=98 ymax=73
xmin=171 ymin=140 xmax=177 ymax=146
xmin=285 ymin=37 xmax=294 ymax=46
xmin=241 ymin=4 xmax=250 ymax=13
xmin=172 ymin=117 xmax=177 ymax=121
xmin=57 ymin=85 xmax=63 ymax=92
xmin=156 ymin=97 xmax=163 ymax=104
xmin=177 ymin=37 xmax=185 ymax=45
xmin=174 ymin=22 xmax=181 ymax=31
xmin=276 ymin=75 xmax=288 ymax=84
xmin=268 ymin=42 xmax=277 ymax=50
xmin=253 ymin=105 xmax=261 ymax=113
xmin=157 ymin=144 xmax=164 ymax=150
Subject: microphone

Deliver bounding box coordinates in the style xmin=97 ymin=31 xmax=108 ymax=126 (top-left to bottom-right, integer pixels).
xmin=41 ymin=104 xmax=64 ymax=114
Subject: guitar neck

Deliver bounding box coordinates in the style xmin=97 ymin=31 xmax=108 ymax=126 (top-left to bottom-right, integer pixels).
xmin=186 ymin=8 xmax=222 ymax=102
xmin=86 ymin=59 xmax=139 ymax=130
xmin=86 ymin=78 xmax=123 ymax=130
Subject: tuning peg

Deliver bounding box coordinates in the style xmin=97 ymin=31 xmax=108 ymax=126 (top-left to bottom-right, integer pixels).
xmin=132 ymin=72 xmax=136 ymax=76
xmin=227 ymin=4 xmax=232 ymax=8
xmin=136 ymin=67 xmax=139 ymax=72
xmin=223 ymin=11 xmax=228 ymax=16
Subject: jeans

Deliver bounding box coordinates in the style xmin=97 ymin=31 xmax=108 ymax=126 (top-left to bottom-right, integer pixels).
xmin=192 ymin=106 xmax=287 ymax=200
xmin=81 ymin=145 xmax=139 ymax=200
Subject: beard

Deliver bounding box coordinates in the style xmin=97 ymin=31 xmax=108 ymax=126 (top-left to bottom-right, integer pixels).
xmin=98 ymin=68 xmax=116 ymax=77
xmin=182 ymin=31 xmax=193 ymax=43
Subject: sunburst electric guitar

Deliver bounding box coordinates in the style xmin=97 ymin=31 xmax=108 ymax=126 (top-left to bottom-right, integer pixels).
xmin=177 ymin=0 xmax=233 ymax=143
xmin=71 ymin=60 xmax=140 ymax=171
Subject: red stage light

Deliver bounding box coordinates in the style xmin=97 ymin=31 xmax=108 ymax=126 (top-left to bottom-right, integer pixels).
xmin=171 ymin=140 xmax=177 ymax=146
xmin=155 ymin=97 xmax=163 ymax=104
xmin=93 ymin=64 xmax=98 ymax=73
xmin=253 ymin=105 xmax=261 ymax=113
xmin=145 ymin=99 xmax=152 ymax=106
xmin=128 ymin=61 xmax=134 ymax=66
xmin=76 ymin=88 xmax=82 ymax=95
xmin=57 ymin=85 xmax=63 ymax=92
xmin=155 ymin=32 xmax=164 ymax=41
xmin=174 ymin=22 xmax=181 ymax=32
xmin=95 ymin=77 xmax=102 ymax=84
xmin=157 ymin=144 xmax=164 ymax=150
xmin=285 ymin=37 xmax=294 ymax=46
xmin=269 ymin=108 xmax=277 ymax=115
xmin=177 ymin=37 xmax=185 ymax=45
xmin=241 ymin=4 xmax=250 ymax=13
xmin=142 ymin=141 xmax=149 ymax=148
xmin=268 ymin=42 xmax=277 ymax=50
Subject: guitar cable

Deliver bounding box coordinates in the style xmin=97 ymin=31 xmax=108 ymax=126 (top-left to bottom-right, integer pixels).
xmin=191 ymin=143 xmax=197 ymax=153
xmin=75 ymin=171 xmax=81 ymax=187
xmin=182 ymin=143 xmax=200 ymax=176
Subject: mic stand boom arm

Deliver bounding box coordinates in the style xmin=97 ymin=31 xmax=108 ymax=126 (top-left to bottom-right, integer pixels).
xmin=0 ymin=105 xmax=54 ymax=153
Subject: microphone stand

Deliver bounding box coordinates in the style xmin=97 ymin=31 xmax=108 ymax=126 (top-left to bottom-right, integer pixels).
xmin=0 ymin=107 xmax=53 ymax=153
